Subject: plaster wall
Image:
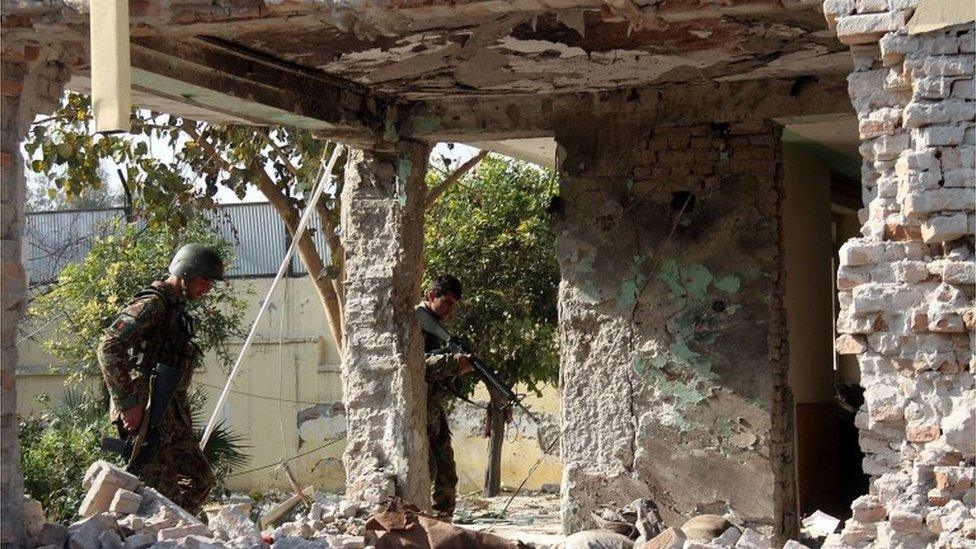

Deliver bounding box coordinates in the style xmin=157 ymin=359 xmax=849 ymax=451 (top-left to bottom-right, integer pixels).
xmin=555 ymin=119 xmax=793 ymax=539
xmin=783 ymin=144 xmax=836 ymax=405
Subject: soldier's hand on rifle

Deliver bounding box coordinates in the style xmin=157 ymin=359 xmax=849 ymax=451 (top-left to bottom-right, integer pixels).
xmin=456 ymin=354 xmax=474 ymax=375
xmin=120 ymin=404 xmax=144 ymax=432
xmin=502 ymin=406 xmax=513 ymax=424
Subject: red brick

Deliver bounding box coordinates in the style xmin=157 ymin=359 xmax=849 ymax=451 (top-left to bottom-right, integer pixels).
xmin=906 ymin=424 xmax=941 ymax=442
xmin=0 ymin=80 xmax=22 ymax=97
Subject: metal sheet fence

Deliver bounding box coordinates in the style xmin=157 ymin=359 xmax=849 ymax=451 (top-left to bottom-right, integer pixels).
xmin=25 ymin=203 xmax=331 ymax=285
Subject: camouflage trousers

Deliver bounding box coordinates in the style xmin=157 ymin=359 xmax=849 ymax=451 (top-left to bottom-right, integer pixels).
xmin=139 ymin=401 xmax=214 ymax=515
xmin=427 ymin=403 xmax=458 ymax=518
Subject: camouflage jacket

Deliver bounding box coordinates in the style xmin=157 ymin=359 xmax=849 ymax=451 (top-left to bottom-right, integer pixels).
xmin=97 ymin=281 xmax=199 ymax=418
xmin=419 ymin=303 xmax=466 ymax=410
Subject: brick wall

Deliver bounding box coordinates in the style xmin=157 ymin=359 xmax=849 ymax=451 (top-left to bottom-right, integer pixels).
xmin=556 ymin=119 xmax=795 ymax=540
xmin=1 ymin=46 xmax=69 ymax=547
xmin=823 ymin=2 xmax=975 ymax=546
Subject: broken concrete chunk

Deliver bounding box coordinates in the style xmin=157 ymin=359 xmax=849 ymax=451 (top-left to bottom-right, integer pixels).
xmin=682 ymin=542 xmax=724 ymax=549
xmin=109 ymin=489 xmax=142 ymax=515
xmin=206 ymin=502 xmax=261 ymax=543
xmin=22 ymin=495 xmax=46 ymax=536
xmin=306 ymin=502 xmax=324 ymax=522
xmin=711 ymin=527 xmax=741 ymax=546
xmin=118 ymin=515 xmax=146 ymax=533
xmin=181 ymin=534 xmax=227 ymax=549
xmin=338 ymin=537 xmax=365 ymax=549
xmin=79 ymin=468 xmax=133 ymax=518
xmin=338 ymin=500 xmax=360 ymax=519
xmin=68 ymin=513 xmax=119 ymax=549
xmin=681 ymin=516 xmax=731 ymax=542
xmin=98 ymin=529 xmax=124 ymax=549
xmin=38 ymin=522 xmax=69 ymax=547
xmin=734 ymin=529 xmax=773 ymax=549
xmin=157 ymin=524 xmax=212 ymax=541
xmin=781 ymin=542 xmax=811 ymax=549
xmin=640 ymin=527 xmax=686 ymax=549
xmin=565 ymin=530 xmax=634 ymax=549
xmin=271 ymin=537 xmax=330 ymax=549
xmin=140 ymin=487 xmax=205 ymax=529
xmin=82 ymin=461 xmax=142 ymax=492
xmin=122 ymin=533 xmax=155 ymax=549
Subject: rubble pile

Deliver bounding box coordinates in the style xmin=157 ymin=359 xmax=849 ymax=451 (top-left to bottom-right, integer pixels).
xmin=20 ymin=461 xmax=372 ymax=549
xmin=564 ymin=500 xmax=825 ymax=549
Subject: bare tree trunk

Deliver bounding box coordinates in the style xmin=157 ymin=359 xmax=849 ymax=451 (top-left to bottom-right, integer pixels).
xmin=483 ymin=390 xmax=506 ymax=497
xmin=183 ymin=126 xmax=346 ymax=351
xmin=255 ymin=177 xmax=344 ymax=351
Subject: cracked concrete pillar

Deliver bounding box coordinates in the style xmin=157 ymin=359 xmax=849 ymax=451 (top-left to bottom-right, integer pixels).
xmin=1 ymin=48 xmax=69 ymax=548
xmin=339 ymin=140 xmax=431 ymax=508
xmin=555 ymin=119 xmax=792 ymax=538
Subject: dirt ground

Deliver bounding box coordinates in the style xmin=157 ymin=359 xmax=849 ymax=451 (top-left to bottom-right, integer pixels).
xmin=455 ymin=492 xmax=564 ymax=548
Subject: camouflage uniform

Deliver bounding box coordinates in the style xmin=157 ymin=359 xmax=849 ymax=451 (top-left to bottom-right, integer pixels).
xmin=420 ymin=304 xmax=466 ymax=518
xmin=97 ymin=280 xmax=214 ymax=514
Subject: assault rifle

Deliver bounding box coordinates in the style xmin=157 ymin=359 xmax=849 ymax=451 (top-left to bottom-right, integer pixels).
xmin=100 ymin=362 xmax=181 ymax=474
xmin=416 ymin=306 xmax=538 ymax=424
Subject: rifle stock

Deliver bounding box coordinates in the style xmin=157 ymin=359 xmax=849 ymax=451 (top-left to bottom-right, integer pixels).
xmin=416 ymin=307 xmax=539 ymax=424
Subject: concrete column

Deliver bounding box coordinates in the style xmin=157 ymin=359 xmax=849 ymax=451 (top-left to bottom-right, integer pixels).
xmin=555 ymin=119 xmax=793 ymax=539
xmin=339 ymin=140 xmax=431 ymax=508
xmin=1 ymin=49 xmax=69 ymax=547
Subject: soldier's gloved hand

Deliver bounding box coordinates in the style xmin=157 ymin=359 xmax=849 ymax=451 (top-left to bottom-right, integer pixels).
xmin=455 ymin=354 xmax=473 ymax=375
xmin=120 ymin=404 xmax=144 ymax=432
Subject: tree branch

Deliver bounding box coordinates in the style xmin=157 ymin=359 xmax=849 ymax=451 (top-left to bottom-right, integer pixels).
xmin=425 ymin=150 xmax=488 ymax=210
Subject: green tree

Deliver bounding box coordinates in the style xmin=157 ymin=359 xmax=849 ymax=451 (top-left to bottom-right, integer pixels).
xmin=23 ymin=92 xmax=347 ymax=350
xmin=423 ymin=154 xmax=560 ymax=495
xmin=29 ymin=219 xmax=248 ymax=384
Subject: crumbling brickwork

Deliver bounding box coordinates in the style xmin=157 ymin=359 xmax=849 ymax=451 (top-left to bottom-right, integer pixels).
xmin=339 ymin=141 xmax=432 ymax=509
xmin=555 ymin=119 xmax=795 ymax=540
xmin=823 ymin=2 xmax=976 ymax=546
xmin=1 ymin=46 xmax=69 ymax=548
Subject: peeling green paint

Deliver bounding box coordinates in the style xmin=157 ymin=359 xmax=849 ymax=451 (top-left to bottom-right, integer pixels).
xmin=412 ymin=116 xmax=443 ymax=133
xmin=682 ymin=264 xmax=713 ymax=298
xmin=632 ymin=260 xmax=750 ymax=431
xmin=580 ymin=281 xmax=601 ymax=304
xmin=576 ymin=254 xmax=595 ymax=274
xmin=395 ymin=155 xmax=412 ymax=208
xmin=618 ymin=280 xmax=639 ymax=310
xmin=383 ymin=119 xmax=399 ymax=143
xmin=714 ymin=275 xmax=741 ymax=294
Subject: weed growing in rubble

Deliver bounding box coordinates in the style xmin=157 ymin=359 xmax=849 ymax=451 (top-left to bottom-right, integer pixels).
xmin=19 ymin=389 xmax=119 ymax=523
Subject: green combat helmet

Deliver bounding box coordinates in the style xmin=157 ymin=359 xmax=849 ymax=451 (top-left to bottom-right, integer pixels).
xmin=169 ymin=244 xmax=225 ymax=281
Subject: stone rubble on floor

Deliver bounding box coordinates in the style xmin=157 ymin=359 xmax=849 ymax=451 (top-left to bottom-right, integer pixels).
xmin=560 ymin=500 xmax=827 ymax=549
xmin=20 ymin=461 xmax=376 ymax=549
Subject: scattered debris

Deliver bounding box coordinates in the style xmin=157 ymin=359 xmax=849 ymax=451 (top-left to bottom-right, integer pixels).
xmin=800 ymin=510 xmax=840 ymax=540
xmin=23 ymin=461 xmax=826 ymax=549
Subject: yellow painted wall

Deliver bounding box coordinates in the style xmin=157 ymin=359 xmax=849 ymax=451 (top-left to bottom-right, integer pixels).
xmin=15 ymin=276 xmax=562 ymax=495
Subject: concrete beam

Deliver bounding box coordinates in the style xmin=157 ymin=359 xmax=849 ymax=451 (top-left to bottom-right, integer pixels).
xmin=129 ymin=36 xmax=397 ymax=146
xmin=404 ymin=75 xmax=853 ymax=141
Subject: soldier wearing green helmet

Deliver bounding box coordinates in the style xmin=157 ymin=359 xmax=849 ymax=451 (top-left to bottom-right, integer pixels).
xmin=96 ymin=243 xmax=226 ymax=513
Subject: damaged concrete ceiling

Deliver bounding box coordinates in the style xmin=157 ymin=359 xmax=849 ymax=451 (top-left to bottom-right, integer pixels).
xmin=193 ymin=5 xmax=850 ymax=100
xmin=6 ymin=0 xmax=855 ymax=143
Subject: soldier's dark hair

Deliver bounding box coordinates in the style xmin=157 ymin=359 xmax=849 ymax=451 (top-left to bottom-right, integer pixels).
xmin=429 ymin=274 xmax=462 ymax=300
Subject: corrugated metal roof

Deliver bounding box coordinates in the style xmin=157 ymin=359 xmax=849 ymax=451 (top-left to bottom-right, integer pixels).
xmin=25 ymin=203 xmax=331 ymax=285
